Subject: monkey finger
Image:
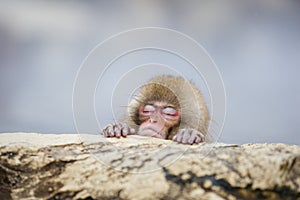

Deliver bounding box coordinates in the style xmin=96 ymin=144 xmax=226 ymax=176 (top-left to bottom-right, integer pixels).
xmin=182 ymin=129 xmax=192 ymax=144
xmin=175 ymin=129 xmax=184 ymax=143
xmin=193 ymin=130 xmax=204 ymax=143
xmin=121 ymin=127 xmax=129 ymax=137
xmin=117 ymin=123 xmax=126 ymax=137
xmin=101 ymin=128 xmax=107 ymax=137
xmin=113 ymin=124 xmax=122 ymax=138
xmin=188 ymin=133 xmax=197 ymax=144
xmin=106 ymin=124 xmax=116 ymax=137
xmin=129 ymin=128 xmax=136 ymax=135
xmin=102 ymin=130 xmax=108 ymax=137
xmin=120 ymin=123 xmax=135 ymax=137
xmin=172 ymin=135 xmax=177 ymax=141
xmin=103 ymin=125 xmax=113 ymax=137
xmin=119 ymin=123 xmax=132 ymax=137
xmin=198 ymin=132 xmax=205 ymax=142
xmin=108 ymin=130 xmax=114 ymax=137
xmin=195 ymin=137 xmax=202 ymax=143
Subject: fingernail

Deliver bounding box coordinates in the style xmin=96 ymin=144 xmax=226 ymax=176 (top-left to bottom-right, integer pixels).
xmin=123 ymin=130 xmax=128 ymax=136
xmin=109 ymin=131 xmax=114 ymax=137
xmin=116 ymin=131 xmax=121 ymax=137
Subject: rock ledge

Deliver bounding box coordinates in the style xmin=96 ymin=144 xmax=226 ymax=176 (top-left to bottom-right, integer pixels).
xmin=0 ymin=133 xmax=299 ymax=200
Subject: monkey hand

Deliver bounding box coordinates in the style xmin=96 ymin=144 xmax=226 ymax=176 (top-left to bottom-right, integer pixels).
xmin=102 ymin=123 xmax=136 ymax=138
xmin=172 ymin=128 xmax=205 ymax=144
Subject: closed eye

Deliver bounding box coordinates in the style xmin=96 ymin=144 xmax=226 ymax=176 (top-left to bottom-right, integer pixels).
xmin=162 ymin=107 xmax=178 ymax=116
xmin=142 ymin=104 xmax=155 ymax=115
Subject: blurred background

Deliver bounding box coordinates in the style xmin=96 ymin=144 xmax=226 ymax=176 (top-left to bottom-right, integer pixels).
xmin=0 ymin=0 xmax=299 ymax=145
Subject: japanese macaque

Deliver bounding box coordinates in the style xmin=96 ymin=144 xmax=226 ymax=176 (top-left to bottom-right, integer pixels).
xmin=102 ymin=75 xmax=210 ymax=144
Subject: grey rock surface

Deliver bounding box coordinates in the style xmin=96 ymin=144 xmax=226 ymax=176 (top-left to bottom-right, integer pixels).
xmin=0 ymin=133 xmax=299 ymax=200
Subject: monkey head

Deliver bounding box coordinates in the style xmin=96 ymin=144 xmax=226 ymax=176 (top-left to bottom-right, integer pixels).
xmin=127 ymin=76 xmax=209 ymax=141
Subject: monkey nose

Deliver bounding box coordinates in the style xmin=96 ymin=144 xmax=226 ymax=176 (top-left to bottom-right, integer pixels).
xmin=149 ymin=114 xmax=164 ymax=124
xmin=149 ymin=117 xmax=158 ymax=123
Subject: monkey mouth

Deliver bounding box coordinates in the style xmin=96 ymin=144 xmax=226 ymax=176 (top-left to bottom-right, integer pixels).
xmin=138 ymin=127 xmax=164 ymax=139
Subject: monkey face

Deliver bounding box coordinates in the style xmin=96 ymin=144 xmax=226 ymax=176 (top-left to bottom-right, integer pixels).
xmin=138 ymin=102 xmax=181 ymax=139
